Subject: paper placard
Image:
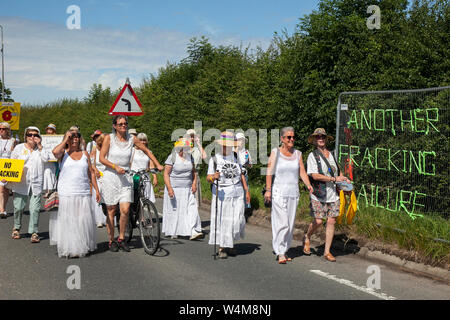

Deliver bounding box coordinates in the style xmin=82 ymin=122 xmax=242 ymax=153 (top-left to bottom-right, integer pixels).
xmin=41 ymin=135 xmax=64 ymax=162
xmin=0 ymin=159 xmax=25 ymax=182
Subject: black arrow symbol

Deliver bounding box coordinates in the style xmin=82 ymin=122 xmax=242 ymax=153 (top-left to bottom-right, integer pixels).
xmin=121 ymin=98 xmax=131 ymax=112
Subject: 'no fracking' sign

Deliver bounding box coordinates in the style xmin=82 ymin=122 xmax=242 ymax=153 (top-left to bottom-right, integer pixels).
xmin=108 ymin=80 xmax=144 ymax=116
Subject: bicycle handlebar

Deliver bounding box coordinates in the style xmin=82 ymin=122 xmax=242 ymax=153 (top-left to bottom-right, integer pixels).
xmin=124 ymin=168 xmax=161 ymax=176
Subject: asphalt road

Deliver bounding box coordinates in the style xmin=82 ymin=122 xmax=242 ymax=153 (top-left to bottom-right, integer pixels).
xmin=0 ymin=197 xmax=448 ymax=301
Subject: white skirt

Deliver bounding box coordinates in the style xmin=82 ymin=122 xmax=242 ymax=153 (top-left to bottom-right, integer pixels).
xmin=49 ymin=195 xmax=97 ymax=258
xmin=162 ymin=186 xmax=202 ymax=237
xmin=271 ymin=194 xmax=299 ymax=255
xmin=101 ymin=169 xmax=133 ymax=205
xmin=208 ymin=192 xmax=245 ymax=248
xmin=43 ymin=162 xmax=57 ymax=190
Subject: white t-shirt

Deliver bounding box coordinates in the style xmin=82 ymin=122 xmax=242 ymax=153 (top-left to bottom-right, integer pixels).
xmin=165 ymin=152 xmax=194 ymax=188
xmin=306 ymin=151 xmax=339 ymax=203
xmin=207 ymin=153 xmax=243 ymax=198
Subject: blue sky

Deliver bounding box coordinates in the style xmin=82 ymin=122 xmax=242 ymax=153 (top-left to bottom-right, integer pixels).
xmin=1 ymin=0 xmax=320 ymax=105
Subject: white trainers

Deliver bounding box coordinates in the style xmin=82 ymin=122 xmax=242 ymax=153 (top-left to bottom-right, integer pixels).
xmin=189 ymin=232 xmax=203 ymax=241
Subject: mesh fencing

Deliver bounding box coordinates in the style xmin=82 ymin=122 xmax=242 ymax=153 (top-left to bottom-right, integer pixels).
xmin=335 ymin=87 xmax=449 ymax=219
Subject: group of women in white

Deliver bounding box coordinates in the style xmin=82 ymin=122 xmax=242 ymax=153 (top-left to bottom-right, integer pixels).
xmin=0 ymin=118 xmax=350 ymax=263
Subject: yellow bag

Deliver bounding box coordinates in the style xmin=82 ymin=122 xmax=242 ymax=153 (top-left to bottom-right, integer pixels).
xmin=338 ymin=190 xmax=358 ymax=225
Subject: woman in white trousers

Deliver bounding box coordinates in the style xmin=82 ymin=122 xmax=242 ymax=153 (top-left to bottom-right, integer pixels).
xmin=264 ymin=127 xmax=313 ymax=264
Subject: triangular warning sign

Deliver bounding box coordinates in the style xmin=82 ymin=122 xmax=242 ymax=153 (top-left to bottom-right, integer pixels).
xmin=109 ymin=82 xmax=144 ymax=116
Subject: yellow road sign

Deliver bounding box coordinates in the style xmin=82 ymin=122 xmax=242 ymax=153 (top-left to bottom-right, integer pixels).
xmin=0 ymin=102 xmax=21 ymax=130
xmin=0 ymin=159 xmax=25 ymax=182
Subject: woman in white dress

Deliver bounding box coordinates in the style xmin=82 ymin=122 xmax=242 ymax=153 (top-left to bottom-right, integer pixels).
xmin=50 ymin=127 xmax=100 ymax=258
xmin=264 ymin=127 xmax=313 ymax=264
xmin=90 ymin=133 xmax=107 ymax=228
xmin=207 ymin=132 xmax=251 ymax=259
xmin=42 ymin=124 xmax=58 ymax=194
xmin=162 ymin=138 xmax=203 ymax=240
xmin=0 ymin=122 xmax=16 ymax=218
xmin=130 ymin=133 xmax=157 ymax=203
xmin=99 ymin=116 xmax=164 ymax=252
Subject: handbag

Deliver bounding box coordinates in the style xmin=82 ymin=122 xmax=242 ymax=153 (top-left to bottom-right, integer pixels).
xmin=44 ymin=162 xmax=59 ymax=211
xmin=44 ymin=189 xmax=59 ymax=211
xmin=262 ymin=148 xmax=280 ymax=208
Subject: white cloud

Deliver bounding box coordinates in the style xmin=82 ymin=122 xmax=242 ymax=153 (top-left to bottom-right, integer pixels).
xmin=2 ymin=17 xmax=271 ymax=104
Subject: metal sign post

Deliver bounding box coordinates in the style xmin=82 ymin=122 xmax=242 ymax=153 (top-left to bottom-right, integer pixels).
xmin=0 ymin=25 xmax=4 ymax=102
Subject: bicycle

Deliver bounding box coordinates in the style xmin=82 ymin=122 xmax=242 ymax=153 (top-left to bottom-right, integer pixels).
xmin=103 ymin=168 xmax=161 ymax=255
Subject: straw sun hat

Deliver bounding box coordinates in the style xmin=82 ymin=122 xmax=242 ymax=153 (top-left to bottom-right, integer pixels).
xmin=216 ymin=131 xmax=237 ymax=147
xmin=307 ymin=128 xmax=334 ymax=144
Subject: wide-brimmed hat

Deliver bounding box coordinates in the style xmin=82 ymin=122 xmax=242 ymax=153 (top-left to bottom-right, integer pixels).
xmin=46 ymin=123 xmax=56 ymax=131
xmin=307 ymin=128 xmax=334 ymax=144
xmin=235 ymin=132 xmax=247 ymax=142
xmin=128 ymin=128 xmax=137 ymax=135
xmin=216 ymin=131 xmax=237 ymax=147
xmin=91 ymin=129 xmax=102 ymax=138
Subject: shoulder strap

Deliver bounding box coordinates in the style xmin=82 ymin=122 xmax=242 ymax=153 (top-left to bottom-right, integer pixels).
xmin=212 ymin=155 xmax=217 ymax=172
xmin=330 ymin=151 xmax=340 ymax=176
xmin=315 ymin=149 xmax=336 ymax=177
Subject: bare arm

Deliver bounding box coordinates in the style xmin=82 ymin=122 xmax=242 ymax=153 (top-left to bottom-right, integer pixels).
xmin=191 ymin=168 xmax=198 ymax=193
xmin=241 ymin=172 xmax=251 ymax=204
xmin=149 ymin=159 xmax=158 ymax=186
xmin=85 ymin=151 xmax=100 ymax=202
xmin=90 ymin=146 xmax=101 ymax=179
xmin=264 ymin=149 xmax=276 ymax=201
xmin=164 ymin=165 xmax=174 ymax=197
xmin=52 ymin=131 xmax=70 ymax=161
xmin=299 ymin=156 xmax=313 ymax=193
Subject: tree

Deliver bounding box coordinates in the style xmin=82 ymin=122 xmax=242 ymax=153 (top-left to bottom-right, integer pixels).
xmin=0 ymin=79 xmax=13 ymax=102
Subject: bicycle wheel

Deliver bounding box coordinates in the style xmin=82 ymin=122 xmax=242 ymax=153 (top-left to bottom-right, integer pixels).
xmin=116 ymin=208 xmax=133 ymax=243
xmin=138 ymin=199 xmax=160 ymax=255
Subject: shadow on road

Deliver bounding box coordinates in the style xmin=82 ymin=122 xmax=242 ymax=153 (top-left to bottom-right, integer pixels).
xmin=288 ymin=233 xmax=361 ymax=259
xmin=233 ymin=243 xmax=261 ymax=256
xmin=201 ymin=220 xmax=210 ymax=229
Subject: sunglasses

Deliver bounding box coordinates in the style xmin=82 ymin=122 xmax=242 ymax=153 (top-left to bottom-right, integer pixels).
xmin=116 ymin=122 xmax=128 ymax=127
xmin=0 ymin=128 xmax=6 ymax=131
xmin=26 ymin=133 xmax=40 ymax=138
xmin=316 ymin=135 xmax=327 ymax=139
xmin=71 ymin=133 xmax=81 ymax=138
xmin=284 ymin=136 xmax=295 ymax=140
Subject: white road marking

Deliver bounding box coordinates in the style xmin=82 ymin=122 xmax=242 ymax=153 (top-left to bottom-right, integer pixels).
xmin=310 ymin=270 xmax=397 ymax=300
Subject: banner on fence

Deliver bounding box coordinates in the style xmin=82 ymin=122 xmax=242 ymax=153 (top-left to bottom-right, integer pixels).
xmin=335 ymin=87 xmax=449 ymax=219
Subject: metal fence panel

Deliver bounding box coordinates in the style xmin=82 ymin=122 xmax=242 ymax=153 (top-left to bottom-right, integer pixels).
xmin=335 ymin=87 xmax=449 ymax=219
